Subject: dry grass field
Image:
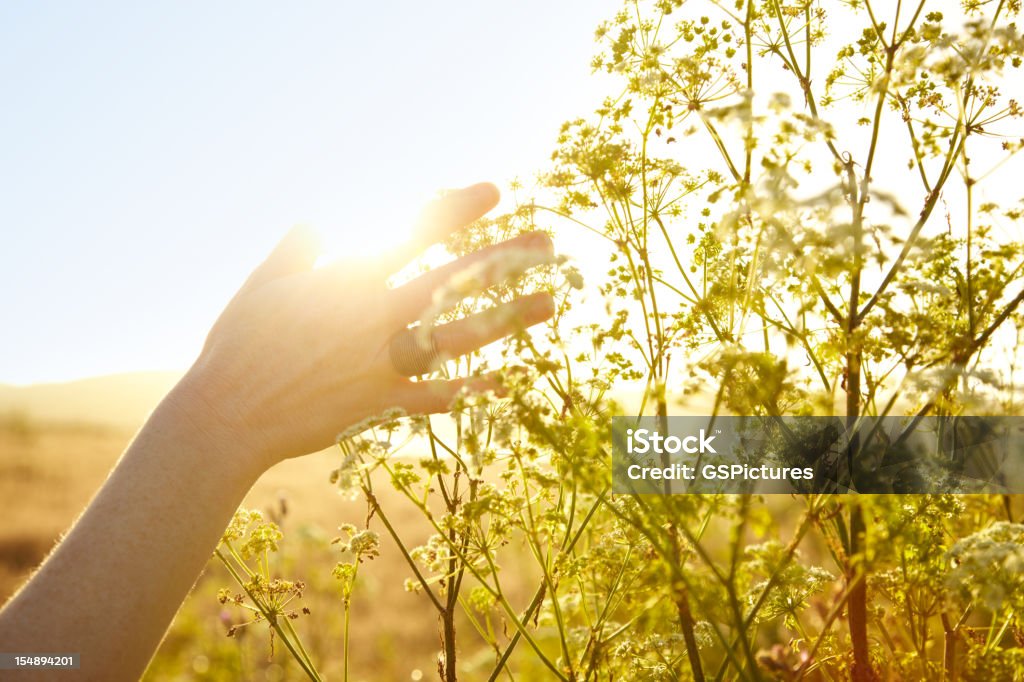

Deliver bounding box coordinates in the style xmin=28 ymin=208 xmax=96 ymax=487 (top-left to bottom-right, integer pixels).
xmin=0 ymin=411 xmax=544 ymax=681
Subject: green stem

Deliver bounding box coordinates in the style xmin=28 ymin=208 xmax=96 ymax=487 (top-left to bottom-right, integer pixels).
xmin=215 ymin=549 xmax=322 ymax=682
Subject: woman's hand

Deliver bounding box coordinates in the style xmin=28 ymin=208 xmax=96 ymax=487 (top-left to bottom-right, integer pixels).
xmin=0 ymin=182 xmax=555 ymax=682
xmin=169 ymin=182 xmax=554 ymax=474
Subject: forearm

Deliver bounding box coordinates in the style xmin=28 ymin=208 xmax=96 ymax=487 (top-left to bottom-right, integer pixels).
xmin=0 ymin=378 xmax=263 ymax=681
xmin=0 ymin=183 xmax=550 ymax=680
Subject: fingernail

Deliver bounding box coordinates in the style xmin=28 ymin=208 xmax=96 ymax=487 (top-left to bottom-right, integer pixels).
xmin=519 ymin=231 xmax=554 ymax=253
xmin=531 ymin=293 xmax=555 ymax=319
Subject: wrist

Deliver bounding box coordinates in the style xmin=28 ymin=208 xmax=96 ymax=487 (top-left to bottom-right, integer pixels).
xmin=150 ymin=370 xmax=272 ymax=484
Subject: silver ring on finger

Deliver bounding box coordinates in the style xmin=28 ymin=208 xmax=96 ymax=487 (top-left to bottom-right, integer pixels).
xmin=388 ymin=327 xmax=442 ymax=377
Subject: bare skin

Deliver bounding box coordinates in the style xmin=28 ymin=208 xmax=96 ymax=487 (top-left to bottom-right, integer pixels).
xmin=0 ymin=183 xmax=555 ymax=680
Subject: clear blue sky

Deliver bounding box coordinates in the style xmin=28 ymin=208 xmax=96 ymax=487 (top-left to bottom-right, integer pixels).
xmin=0 ymin=1 xmax=617 ymax=384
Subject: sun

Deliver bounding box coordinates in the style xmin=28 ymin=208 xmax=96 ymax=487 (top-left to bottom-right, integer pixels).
xmin=314 ymin=188 xmax=440 ymax=267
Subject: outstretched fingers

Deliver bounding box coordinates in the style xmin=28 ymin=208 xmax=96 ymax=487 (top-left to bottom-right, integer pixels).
xmin=432 ymin=292 xmax=554 ymax=361
xmin=395 ymin=374 xmax=505 ymax=415
xmin=383 ymin=291 xmax=554 ymax=377
xmin=388 ymin=231 xmax=555 ymax=325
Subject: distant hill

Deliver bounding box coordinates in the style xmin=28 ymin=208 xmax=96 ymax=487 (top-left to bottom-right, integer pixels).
xmin=0 ymin=372 xmax=182 ymax=432
xmin=0 ymin=371 xmax=725 ymax=437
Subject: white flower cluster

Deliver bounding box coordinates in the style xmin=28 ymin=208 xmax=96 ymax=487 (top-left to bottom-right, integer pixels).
xmin=947 ymin=522 xmax=1024 ymax=612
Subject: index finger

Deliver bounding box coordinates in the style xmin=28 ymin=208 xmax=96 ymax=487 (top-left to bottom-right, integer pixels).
xmin=381 ymin=182 xmax=501 ymax=273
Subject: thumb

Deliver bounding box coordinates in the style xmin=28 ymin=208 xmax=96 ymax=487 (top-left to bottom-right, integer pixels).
xmin=240 ymin=225 xmax=321 ymax=293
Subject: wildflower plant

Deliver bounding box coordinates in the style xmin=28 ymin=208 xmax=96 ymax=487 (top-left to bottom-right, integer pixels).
xmin=202 ymin=0 xmax=1024 ymax=680
xmin=215 ymin=509 xmax=318 ymax=680
xmin=331 ymin=524 xmax=379 ymax=680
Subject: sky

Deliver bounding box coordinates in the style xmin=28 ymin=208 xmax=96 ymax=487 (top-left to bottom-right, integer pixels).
xmin=3 ymin=1 xmax=1021 ymax=388
xmin=0 ymin=1 xmax=618 ymax=385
